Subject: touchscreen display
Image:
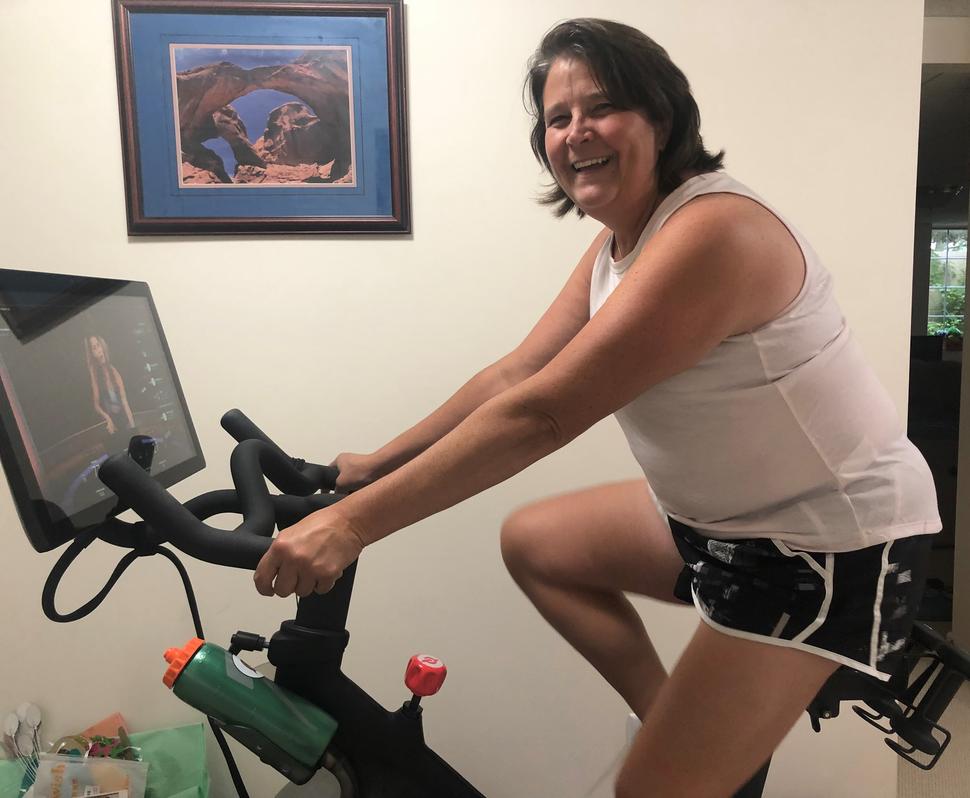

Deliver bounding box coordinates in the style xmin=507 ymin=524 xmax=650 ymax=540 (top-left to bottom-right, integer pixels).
xmin=0 ymin=270 xmax=204 ymax=550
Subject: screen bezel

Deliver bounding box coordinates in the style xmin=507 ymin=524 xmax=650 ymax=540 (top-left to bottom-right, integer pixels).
xmin=0 ymin=269 xmax=205 ymax=552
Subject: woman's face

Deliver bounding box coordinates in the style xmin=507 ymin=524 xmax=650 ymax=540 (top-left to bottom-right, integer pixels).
xmin=542 ymin=57 xmax=667 ymax=223
xmin=89 ymin=337 xmax=105 ymax=363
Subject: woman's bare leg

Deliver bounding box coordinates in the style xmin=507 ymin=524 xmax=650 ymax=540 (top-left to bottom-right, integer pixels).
xmin=500 ymin=479 xmax=686 ymax=720
xmin=615 ymin=622 xmax=840 ymax=797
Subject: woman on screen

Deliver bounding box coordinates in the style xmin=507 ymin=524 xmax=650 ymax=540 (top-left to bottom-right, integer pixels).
xmin=85 ymin=334 xmax=135 ymax=436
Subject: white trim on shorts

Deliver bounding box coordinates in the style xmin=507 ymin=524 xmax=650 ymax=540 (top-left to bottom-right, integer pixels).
xmin=689 ymin=584 xmax=892 ymax=683
xmin=869 ymin=541 xmax=893 ymax=673
xmin=770 ymin=540 xmax=834 ymax=644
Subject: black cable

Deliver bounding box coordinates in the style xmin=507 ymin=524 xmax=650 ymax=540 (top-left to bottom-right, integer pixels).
xmin=44 ymin=538 xmax=252 ymax=798
xmin=209 ymin=721 xmax=252 ymax=798
xmin=42 ymin=528 xmax=123 ymax=622
xmin=155 ymin=546 xmax=204 ymax=639
xmin=48 ymin=549 xmax=143 ymax=622
xmin=156 ymin=546 xmax=251 ymax=798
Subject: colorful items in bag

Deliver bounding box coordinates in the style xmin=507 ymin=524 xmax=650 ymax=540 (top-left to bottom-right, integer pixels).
xmin=80 ymin=712 xmax=129 ymax=739
xmin=51 ymin=729 xmax=140 ymax=761
xmin=89 ymin=734 xmax=134 ymax=758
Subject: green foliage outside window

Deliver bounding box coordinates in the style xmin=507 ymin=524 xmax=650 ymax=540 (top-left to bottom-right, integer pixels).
xmin=928 ymin=229 xmax=968 ymax=337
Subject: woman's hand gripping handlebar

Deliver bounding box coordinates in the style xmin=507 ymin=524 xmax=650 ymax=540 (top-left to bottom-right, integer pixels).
xmin=252 ymin=506 xmax=365 ymax=598
xmin=97 ymin=409 xmax=340 ymax=571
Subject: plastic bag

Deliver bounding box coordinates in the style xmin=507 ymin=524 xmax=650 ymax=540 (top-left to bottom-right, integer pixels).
xmin=31 ymin=752 xmax=148 ymax=798
xmin=128 ymin=724 xmax=208 ymax=798
xmin=0 ymin=723 xmax=207 ymax=798
xmin=0 ymin=758 xmax=31 ymax=798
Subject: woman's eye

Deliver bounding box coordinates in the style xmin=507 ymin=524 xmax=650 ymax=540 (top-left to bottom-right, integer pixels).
xmin=593 ymin=103 xmax=613 ymax=114
xmin=546 ymin=115 xmax=568 ymax=128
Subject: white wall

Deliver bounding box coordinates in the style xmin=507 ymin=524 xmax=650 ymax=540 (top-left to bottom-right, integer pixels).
xmin=0 ymin=1 xmax=925 ymax=796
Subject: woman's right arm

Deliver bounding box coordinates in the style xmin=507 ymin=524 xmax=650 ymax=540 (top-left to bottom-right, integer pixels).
xmin=335 ymin=228 xmax=608 ymax=491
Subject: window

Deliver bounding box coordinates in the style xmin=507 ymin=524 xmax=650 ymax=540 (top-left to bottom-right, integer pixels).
xmin=928 ymin=228 xmax=968 ymax=336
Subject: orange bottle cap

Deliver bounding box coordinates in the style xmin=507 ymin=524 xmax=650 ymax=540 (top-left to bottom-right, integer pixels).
xmin=162 ymin=637 xmax=205 ymax=689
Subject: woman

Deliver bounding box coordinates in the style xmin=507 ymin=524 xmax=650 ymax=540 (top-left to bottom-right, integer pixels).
xmin=85 ymin=334 xmax=135 ymax=436
xmin=253 ymin=19 xmax=940 ymax=797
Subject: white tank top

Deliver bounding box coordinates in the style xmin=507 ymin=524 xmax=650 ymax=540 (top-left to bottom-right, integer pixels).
xmin=589 ymin=172 xmax=941 ymax=552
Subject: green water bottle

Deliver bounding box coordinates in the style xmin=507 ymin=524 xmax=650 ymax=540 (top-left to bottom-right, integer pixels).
xmin=163 ymin=637 xmax=338 ymax=784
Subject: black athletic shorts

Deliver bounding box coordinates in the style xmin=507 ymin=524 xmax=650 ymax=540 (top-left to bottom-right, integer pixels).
xmin=669 ymin=518 xmax=934 ymax=680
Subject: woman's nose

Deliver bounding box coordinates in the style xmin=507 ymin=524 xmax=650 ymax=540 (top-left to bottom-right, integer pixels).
xmin=565 ymin=116 xmax=592 ymax=146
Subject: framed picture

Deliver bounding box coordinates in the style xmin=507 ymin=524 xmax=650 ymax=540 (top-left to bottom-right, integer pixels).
xmin=112 ymin=0 xmax=410 ymax=234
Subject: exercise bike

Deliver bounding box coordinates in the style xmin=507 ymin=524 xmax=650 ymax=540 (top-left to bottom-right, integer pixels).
xmin=47 ymin=408 xmax=970 ymax=798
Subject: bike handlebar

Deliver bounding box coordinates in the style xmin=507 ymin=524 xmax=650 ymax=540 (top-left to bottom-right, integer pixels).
xmin=97 ymin=410 xmax=339 ymax=570
xmin=222 ymin=409 xmax=339 ymax=493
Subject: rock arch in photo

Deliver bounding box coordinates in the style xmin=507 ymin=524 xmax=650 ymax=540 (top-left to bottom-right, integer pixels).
xmin=176 ymin=50 xmax=353 ymax=184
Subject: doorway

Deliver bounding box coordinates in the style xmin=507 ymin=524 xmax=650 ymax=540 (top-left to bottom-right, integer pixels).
xmin=908 ymin=62 xmax=970 ymax=638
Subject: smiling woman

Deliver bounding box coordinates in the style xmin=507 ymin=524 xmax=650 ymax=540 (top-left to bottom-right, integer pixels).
xmin=252 ymin=17 xmax=942 ymax=798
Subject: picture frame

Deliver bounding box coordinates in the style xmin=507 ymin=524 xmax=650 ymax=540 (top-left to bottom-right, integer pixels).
xmin=111 ymin=0 xmax=410 ymax=235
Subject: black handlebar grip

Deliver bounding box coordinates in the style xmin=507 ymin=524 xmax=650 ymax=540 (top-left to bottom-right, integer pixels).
xmin=299 ymin=462 xmax=340 ymax=491
xmin=221 ymin=409 xmax=339 ymax=491
xmin=221 ymin=409 xmax=290 ymax=457
xmin=229 ymin=437 xmax=331 ymax=498
xmin=98 ymin=454 xmax=271 ymax=569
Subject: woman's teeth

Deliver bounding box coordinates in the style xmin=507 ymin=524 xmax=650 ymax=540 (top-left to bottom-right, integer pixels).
xmin=573 ymin=156 xmax=611 ymax=171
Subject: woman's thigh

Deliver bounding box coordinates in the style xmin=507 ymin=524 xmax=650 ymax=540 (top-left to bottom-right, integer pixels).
xmin=617 ymin=621 xmax=840 ymax=798
xmin=500 ymin=479 xmax=686 ymax=604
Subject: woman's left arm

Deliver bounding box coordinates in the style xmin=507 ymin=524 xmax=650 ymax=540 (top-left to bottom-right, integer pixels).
xmin=254 ymin=194 xmax=804 ymax=597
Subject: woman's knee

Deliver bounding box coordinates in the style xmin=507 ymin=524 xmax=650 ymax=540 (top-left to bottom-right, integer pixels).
xmin=500 ymin=502 xmax=554 ymax=579
xmin=501 ymin=481 xmax=679 ymax=599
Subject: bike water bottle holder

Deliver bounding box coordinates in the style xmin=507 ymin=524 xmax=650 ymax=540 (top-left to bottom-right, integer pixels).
xmin=210 ymin=718 xmax=320 ymax=785
xmin=268 ymin=621 xmax=352 ymax=670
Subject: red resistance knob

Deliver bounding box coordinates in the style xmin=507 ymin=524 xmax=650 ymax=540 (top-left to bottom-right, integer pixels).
xmin=405 ymin=654 xmax=447 ymax=697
